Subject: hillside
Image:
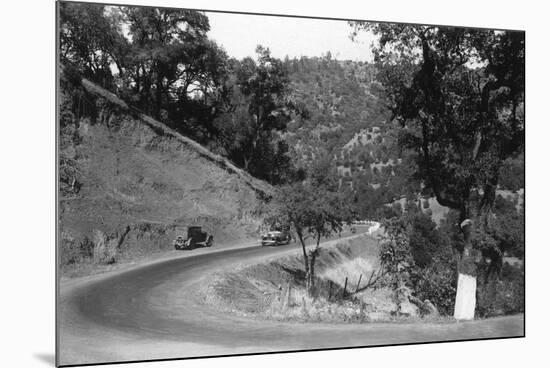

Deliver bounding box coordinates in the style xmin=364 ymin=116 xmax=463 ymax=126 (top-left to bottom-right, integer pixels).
xmin=59 ymin=71 xmax=272 ymax=276
xmin=283 ymin=57 xmax=389 ymax=166
xmin=282 ymin=57 xmax=524 ymax=225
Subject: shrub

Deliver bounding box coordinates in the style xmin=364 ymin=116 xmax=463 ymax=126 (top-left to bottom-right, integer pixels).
xmin=476 ymin=263 xmax=524 ymax=317
xmin=92 ymin=229 xmax=118 ymax=264
xmin=60 ymin=232 xmax=94 ymax=266
xmin=477 ymin=276 xmax=524 ymax=317
xmin=411 ymin=262 xmax=457 ymax=316
xmin=407 ymin=212 xmax=448 ymax=268
xmin=378 ymin=217 xmax=415 ymax=314
xmin=391 ymin=201 xmax=403 ymax=215
xmin=498 ymin=155 xmax=524 ymax=192
xmin=60 ymin=231 xmax=81 ymax=265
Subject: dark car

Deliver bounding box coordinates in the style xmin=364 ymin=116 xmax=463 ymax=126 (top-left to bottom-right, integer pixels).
xmin=174 ymin=226 xmax=214 ymax=250
xmin=261 ymin=230 xmax=291 ymax=246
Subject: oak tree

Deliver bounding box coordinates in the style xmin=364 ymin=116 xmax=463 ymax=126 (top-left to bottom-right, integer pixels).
xmin=351 ymin=23 xmax=524 ymax=318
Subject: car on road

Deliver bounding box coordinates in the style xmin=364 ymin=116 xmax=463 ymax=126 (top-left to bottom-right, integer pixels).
xmin=261 ymin=230 xmax=291 ymax=246
xmin=174 ymin=226 xmax=214 ymax=250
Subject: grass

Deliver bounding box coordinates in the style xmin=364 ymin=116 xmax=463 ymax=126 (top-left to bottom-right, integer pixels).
xmin=202 ymin=234 xmax=430 ymax=324
xmin=59 ymin=76 xmax=270 ymax=278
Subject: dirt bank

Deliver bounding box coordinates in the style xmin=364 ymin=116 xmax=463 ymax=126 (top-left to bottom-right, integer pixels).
xmin=59 ymin=73 xmax=272 ymax=278
xmin=202 ymin=233 xmax=425 ymax=323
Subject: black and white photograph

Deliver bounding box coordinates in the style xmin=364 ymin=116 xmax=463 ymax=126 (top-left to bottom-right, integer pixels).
xmin=53 ymin=0 xmax=527 ymax=366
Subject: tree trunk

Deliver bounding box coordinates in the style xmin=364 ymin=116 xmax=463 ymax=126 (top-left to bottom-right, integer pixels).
xmin=155 ymin=78 xmax=162 ymax=120
xmin=454 ymin=218 xmax=477 ymax=320
xmin=307 ymin=248 xmax=319 ymax=296
xmin=305 ymin=233 xmax=323 ymax=296
xmin=297 ymin=231 xmax=310 ymax=287
xmin=153 ymin=61 xmax=164 ymax=120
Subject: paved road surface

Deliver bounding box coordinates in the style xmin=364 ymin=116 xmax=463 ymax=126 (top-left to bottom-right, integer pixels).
xmin=58 ymin=234 xmax=524 ymax=366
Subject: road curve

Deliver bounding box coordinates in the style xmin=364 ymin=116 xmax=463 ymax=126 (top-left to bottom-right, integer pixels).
xmin=58 ymin=235 xmax=524 ymax=366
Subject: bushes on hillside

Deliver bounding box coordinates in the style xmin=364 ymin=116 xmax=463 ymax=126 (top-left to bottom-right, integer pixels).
xmin=60 ymin=232 xmax=94 ymax=266
xmin=379 ymin=206 xmax=524 ymax=318
xmin=410 ymin=263 xmax=457 ymax=316
xmin=378 ymin=217 xmax=415 ymax=314
xmin=499 ymin=155 xmax=525 ymax=192
xmin=476 ymin=263 xmax=524 ymax=317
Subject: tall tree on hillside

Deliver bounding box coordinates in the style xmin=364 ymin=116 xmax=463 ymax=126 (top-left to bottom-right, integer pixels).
xmin=60 ymin=3 xmax=231 ymax=142
xmin=351 ymin=23 xmax=524 ymax=319
xmin=236 ymin=46 xmax=294 ymax=170
xmin=59 ymin=3 xmax=128 ymax=88
xmin=214 ymin=47 xmax=300 ymax=183
xmin=122 ymin=7 xmax=229 ymax=133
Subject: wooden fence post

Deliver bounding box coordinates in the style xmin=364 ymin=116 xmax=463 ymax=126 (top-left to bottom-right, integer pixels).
xmin=355 ymin=274 xmax=363 ymax=293
xmin=343 ymin=277 xmax=348 ymax=299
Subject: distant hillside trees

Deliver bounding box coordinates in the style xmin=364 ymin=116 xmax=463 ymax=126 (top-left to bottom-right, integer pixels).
xmin=352 ymin=22 xmax=524 ymax=319
xmin=281 ymin=55 xmax=390 ymax=164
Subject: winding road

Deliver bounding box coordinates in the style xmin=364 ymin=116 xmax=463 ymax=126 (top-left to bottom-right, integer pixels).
xmin=58 ymin=234 xmax=524 ymax=366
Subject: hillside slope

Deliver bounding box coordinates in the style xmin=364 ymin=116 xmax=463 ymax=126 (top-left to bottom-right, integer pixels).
xmin=59 ymin=72 xmax=272 ymax=276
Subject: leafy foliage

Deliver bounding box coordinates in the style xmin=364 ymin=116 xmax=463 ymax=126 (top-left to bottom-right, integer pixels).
xmin=353 ymin=23 xmax=525 ymax=222
xmin=60 ymin=3 xmax=230 ymax=144
xmin=266 ymin=159 xmax=352 ymax=294
xmin=60 ymin=3 xmax=127 ymax=89
xmin=213 ymin=47 xmax=300 ymax=184
xmin=499 ymin=154 xmax=525 ymax=192
xmin=352 ymin=22 xmax=524 ymax=316
xmin=410 ymin=263 xmax=457 ymax=316
xmin=476 ymin=263 xmax=524 ymax=317
xmin=378 ymin=217 xmax=415 ymax=313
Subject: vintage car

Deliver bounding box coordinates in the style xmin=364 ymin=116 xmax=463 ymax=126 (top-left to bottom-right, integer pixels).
xmin=174 ymin=226 xmax=214 ymax=250
xmin=261 ymin=230 xmax=291 ymax=246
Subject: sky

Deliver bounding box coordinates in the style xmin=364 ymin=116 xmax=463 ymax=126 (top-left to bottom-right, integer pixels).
xmin=205 ymin=11 xmax=377 ymax=62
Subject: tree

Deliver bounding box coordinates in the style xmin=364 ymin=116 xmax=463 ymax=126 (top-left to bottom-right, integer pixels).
xmin=122 ymin=7 xmax=229 ymax=130
xmin=378 ymin=217 xmax=415 ymax=314
xmin=60 ymin=3 xmax=231 ymax=143
xmin=214 ymin=48 xmax=301 ymax=183
xmin=407 ymin=210 xmax=442 ymax=268
xmin=351 ymin=23 xmax=524 ymax=319
xmin=235 ymin=46 xmax=295 ymax=170
xmin=60 ymin=3 xmax=128 ymax=88
xmin=267 ymin=173 xmax=351 ymax=295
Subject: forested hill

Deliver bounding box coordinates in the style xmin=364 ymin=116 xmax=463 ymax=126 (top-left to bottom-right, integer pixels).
xmin=59 ymin=2 xmax=524 ymax=224
xmin=282 ymin=55 xmax=524 ymax=221
xmin=283 ymin=56 xmax=390 ymax=165
xmin=282 ymin=56 xmax=410 ymax=217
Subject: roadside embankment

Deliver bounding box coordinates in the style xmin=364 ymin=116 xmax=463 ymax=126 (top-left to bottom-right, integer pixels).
xmin=201 ymin=233 xmax=431 ymax=323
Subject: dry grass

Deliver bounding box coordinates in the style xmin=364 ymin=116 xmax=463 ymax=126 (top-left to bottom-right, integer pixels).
xmin=202 ymin=235 xmax=427 ymax=324
xmin=60 ymin=77 xmax=271 ymax=277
